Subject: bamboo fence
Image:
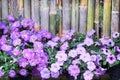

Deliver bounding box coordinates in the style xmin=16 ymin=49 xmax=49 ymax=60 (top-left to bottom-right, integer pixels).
xmin=0 ymin=0 xmax=120 ymax=38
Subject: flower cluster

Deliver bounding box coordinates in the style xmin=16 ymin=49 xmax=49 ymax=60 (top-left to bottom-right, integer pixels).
xmin=0 ymin=15 xmax=120 ymax=80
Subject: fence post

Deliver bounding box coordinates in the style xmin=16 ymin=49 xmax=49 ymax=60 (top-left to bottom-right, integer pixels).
xmin=111 ymin=0 xmax=120 ymax=35
xmin=95 ymin=0 xmax=100 ymax=37
xmin=2 ymin=0 xmax=8 ymax=18
xmin=75 ymin=0 xmax=79 ymax=32
xmin=24 ymin=0 xmax=31 ymax=19
xmin=58 ymin=0 xmax=62 ymax=37
xmin=50 ymin=0 xmax=56 ymax=35
xmin=0 ymin=0 xmax=2 ymax=19
xmin=103 ymin=0 xmax=112 ymax=38
xmin=79 ymin=0 xmax=87 ymax=33
xmin=62 ymin=0 xmax=70 ymax=33
xmin=40 ymin=0 xmax=49 ymax=31
xmin=18 ymin=0 xmax=24 ymax=16
xmin=9 ymin=0 xmax=19 ymax=17
xmin=31 ymin=0 xmax=40 ymax=30
xmin=87 ymin=0 xmax=95 ymax=32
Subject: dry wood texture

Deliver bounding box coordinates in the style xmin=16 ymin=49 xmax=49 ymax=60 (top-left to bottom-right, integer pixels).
xmin=0 ymin=0 xmax=119 ymax=38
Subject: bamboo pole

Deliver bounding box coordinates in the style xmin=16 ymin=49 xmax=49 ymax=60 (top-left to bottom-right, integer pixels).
xmin=71 ymin=0 xmax=76 ymax=31
xmin=9 ymin=0 xmax=18 ymax=17
xmin=111 ymin=0 xmax=120 ymax=35
xmin=58 ymin=0 xmax=62 ymax=37
xmin=2 ymin=0 xmax=8 ymax=18
xmin=40 ymin=0 xmax=49 ymax=31
xmin=75 ymin=0 xmax=79 ymax=32
xmin=62 ymin=0 xmax=70 ymax=34
xmin=0 ymin=0 xmax=2 ymax=19
xmin=31 ymin=0 xmax=40 ymax=30
xmin=49 ymin=0 xmax=56 ymax=35
xmin=87 ymin=0 xmax=95 ymax=32
xmin=95 ymin=0 xmax=100 ymax=37
xmin=103 ymin=0 xmax=112 ymax=38
xmin=18 ymin=0 xmax=24 ymax=16
xmin=24 ymin=0 xmax=31 ymax=19
xmin=79 ymin=0 xmax=87 ymax=33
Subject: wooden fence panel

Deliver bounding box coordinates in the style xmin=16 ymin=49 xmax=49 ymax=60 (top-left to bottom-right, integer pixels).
xmin=24 ymin=0 xmax=31 ymax=19
xmin=0 ymin=0 xmax=119 ymax=38
xmin=79 ymin=0 xmax=87 ymax=33
xmin=111 ymin=0 xmax=120 ymax=35
xmin=2 ymin=0 xmax=8 ymax=18
xmin=40 ymin=0 xmax=49 ymax=31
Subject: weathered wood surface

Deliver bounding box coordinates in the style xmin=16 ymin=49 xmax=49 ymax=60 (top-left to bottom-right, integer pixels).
xmin=24 ymin=0 xmax=31 ymax=19
xmin=103 ymin=0 xmax=112 ymax=38
xmin=2 ymin=0 xmax=8 ymax=18
xmin=111 ymin=0 xmax=120 ymax=35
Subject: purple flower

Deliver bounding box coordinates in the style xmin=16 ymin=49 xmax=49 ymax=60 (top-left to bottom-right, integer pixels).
xmin=101 ymin=48 xmax=111 ymax=55
xmin=112 ymin=32 xmax=119 ymax=38
xmin=9 ymin=70 xmax=16 ymax=78
xmin=0 ymin=35 xmax=7 ymax=45
xmin=68 ymin=49 xmax=78 ymax=58
xmin=34 ymin=42 xmax=43 ymax=53
xmin=20 ymin=30 xmax=30 ymax=41
xmin=21 ymin=19 xmax=34 ymax=29
xmin=40 ymin=68 xmax=50 ymax=79
xmin=19 ymin=69 xmax=27 ymax=76
xmin=37 ymin=63 xmax=47 ymax=71
xmin=50 ymin=63 xmax=61 ymax=73
xmin=52 ymin=36 xmax=60 ymax=42
xmin=60 ymin=42 xmax=69 ymax=51
xmin=90 ymin=55 xmax=97 ymax=61
xmin=68 ymin=65 xmax=80 ymax=79
xmin=32 ymin=68 xmax=40 ymax=76
xmin=0 ymin=70 xmax=4 ymax=78
xmin=10 ymin=31 xmax=20 ymax=39
xmin=108 ymin=39 xmax=115 ymax=47
xmin=29 ymin=34 xmax=38 ymax=42
xmin=51 ymin=71 xmax=60 ymax=78
xmin=55 ymin=51 xmax=67 ymax=62
xmin=13 ymin=39 xmax=21 ymax=46
xmin=117 ymin=54 xmax=120 ymax=60
xmin=83 ymin=70 xmax=94 ymax=80
xmin=106 ymin=54 xmax=116 ymax=64
xmin=116 ymin=46 xmax=120 ymax=52
xmin=18 ymin=58 xmax=28 ymax=68
xmin=87 ymin=61 xmax=96 ymax=71
xmin=60 ymin=34 xmax=72 ymax=42
xmin=87 ymin=29 xmax=95 ymax=37
xmin=22 ymin=49 xmax=34 ymax=60
xmin=11 ymin=48 xmax=20 ymax=56
xmin=95 ymin=67 xmax=106 ymax=77
xmin=6 ymin=15 xmax=15 ymax=22
xmin=47 ymin=41 xmax=57 ymax=48
xmin=1 ymin=44 xmax=12 ymax=51
xmin=76 ymin=46 xmax=86 ymax=54
xmin=94 ymin=55 xmax=102 ymax=66
xmin=39 ymin=30 xmax=52 ymax=39
xmin=11 ymin=21 xmax=21 ymax=30
xmin=72 ymin=59 xmax=80 ymax=65
xmin=84 ymin=37 xmax=94 ymax=46
xmin=80 ymin=53 xmax=91 ymax=62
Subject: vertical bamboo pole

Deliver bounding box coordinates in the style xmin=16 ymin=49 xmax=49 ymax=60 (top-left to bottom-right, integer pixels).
xmin=75 ymin=0 xmax=79 ymax=32
xmin=62 ymin=0 xmax=70 ymax=33
xmin=0 ymin=0 xmax=2 ymax=19
xmin=49 ymin=0 xmax=56 ymax=35
xmin=24 ymin=0 xmax=31 ymax=19
xmin=2 ymin=0 xmax=8 ymax=18
xmin=9 ymin=0 xmax=18 ymax=17
xmin=95 ymin=0 xmax=100 ymax=37
xmin=79 ymin=0 xmax=87 ymax=33
xmin=18 ymin=0 xmax=24 ymax=16
xmin=103 ymin=0 xmax=112 ymax=38
xmin=87 ymin=0 xmax=95 ymax=32
xmin=31 ymin=0 xmax=40 ymax=30
xmin=71 ymin=0 xmax=76 ymax=31
xmin=111 ymin=0 xmax=120 ymax=35
xmin=58 ymin=0 xmax=62 ymax=37
xmin=40 ymin=0 xmax=49 ymax=31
